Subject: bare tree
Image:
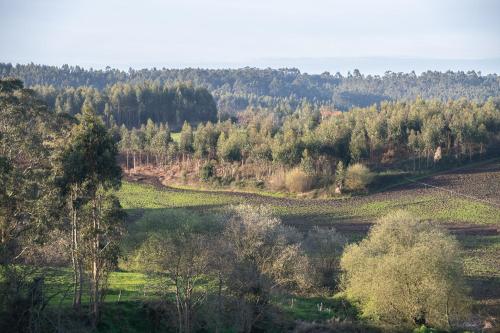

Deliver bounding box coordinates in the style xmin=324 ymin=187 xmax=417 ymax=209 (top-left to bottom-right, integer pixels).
xmin=139 ymin=231 xmax=211 ymax=333
xmin=222 ymin=205 xmax=312 ymax=332
xmin=303 ymin=226 xmax=346 ymax=289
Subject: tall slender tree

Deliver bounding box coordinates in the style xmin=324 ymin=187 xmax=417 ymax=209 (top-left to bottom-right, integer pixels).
xmin=59 ymin=103 xmax=123 ymax=325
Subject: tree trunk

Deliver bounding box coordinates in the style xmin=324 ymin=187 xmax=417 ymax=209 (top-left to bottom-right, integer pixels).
xmin=91 ymin=194 xmax=101 ymax=327
xmin=70 ymin=188 xmax=83 ymax=310
xmin=126 ymin=150 xmax=129 ymax=171
xmin=175 ymin=281 xmax=183 ymax=333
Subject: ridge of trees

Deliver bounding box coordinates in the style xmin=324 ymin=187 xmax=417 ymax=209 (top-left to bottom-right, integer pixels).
xmin=2 ymin=63 xmax=499 ymax=120
xmin=31 ymin=82 xmax=218 ymax=129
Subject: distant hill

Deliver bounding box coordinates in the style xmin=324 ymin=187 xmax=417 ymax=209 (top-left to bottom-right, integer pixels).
xmin=1 ymin=63 xmax=499 ymax=116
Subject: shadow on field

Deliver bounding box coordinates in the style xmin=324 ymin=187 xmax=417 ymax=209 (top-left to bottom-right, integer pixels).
xmin=468 ymin=277 xmax=500 ymax=301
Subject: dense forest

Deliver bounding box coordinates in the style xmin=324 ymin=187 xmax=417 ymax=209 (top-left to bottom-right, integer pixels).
xmin=117 ymin=97 xmax=500 ymax=194
xmin=33 ymin=82 xmax=218 ymax=129
xmin=2 ymin=63 xmax=500 ymax=122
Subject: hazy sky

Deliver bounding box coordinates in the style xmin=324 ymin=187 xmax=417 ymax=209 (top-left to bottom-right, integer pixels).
xmin=1 ymin=0 xmax=500 ymax=73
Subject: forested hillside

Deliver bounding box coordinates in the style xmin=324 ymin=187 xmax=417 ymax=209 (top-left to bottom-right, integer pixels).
xmin=2 ymin=63 xmax=500 ymax=121
xmin=33 ymin=82 xmax=218 ymax=129
xmin=117 ymin=97 xmax=500 ymax=195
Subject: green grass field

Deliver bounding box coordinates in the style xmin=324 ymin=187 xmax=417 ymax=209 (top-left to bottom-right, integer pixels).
xmin=118 ymin=181 xmax=500 ymax=226
xmin=37 ymin=161 xmax=500 ymax=331
xmin=113 ymin=177 xmax=500 ymax=316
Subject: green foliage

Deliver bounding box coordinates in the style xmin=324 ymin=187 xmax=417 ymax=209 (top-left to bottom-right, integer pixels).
xmin=10 ymin=64 xmax=500 ymax=115
xmin=193 ymin=121 xmax=219 ymax=159
xmin=0 ymin=78 xmax=64 ymax=264
xmin=344 ymin=163 xmax=374 ymax=191
xmin=340 ymin=211 xmax=470 ymax=329
xmin=300 ymin=149 xmax=315 ymax=175
xmin=179 ymin=121 xmax=193 ymax=154
xmin=217 ymin=128 xmax=249 ymax=162
xmin=272 ymin=132 xmax=304 ymax=166
xmin=32 ymin=80 xmax=218 ymax=129
xmin=285 ymin=168 xmax=314 ymax=193
xmin=200 ymin=161 xmax=215 ymax=181
xmin=60 ymin=103 xmax=122 ymax=191
xmin=349 ymin=122 xmax=368 ymax=162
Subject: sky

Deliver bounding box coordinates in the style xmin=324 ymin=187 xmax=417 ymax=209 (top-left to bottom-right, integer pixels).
xmin=1 ymin=0 xmax=500 ymax=74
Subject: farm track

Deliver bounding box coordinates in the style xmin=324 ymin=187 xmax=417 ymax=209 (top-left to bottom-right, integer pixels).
xmin=124 ymin=160 xmax=500 ymax=236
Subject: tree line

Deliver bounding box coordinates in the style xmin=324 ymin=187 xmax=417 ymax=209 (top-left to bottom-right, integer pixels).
xmin=2 ymin=63 xmax=499 ymax=116
xmin=118 ymin=97 xmax=500 ymax=193
xmin=32 ymin=82 xmax=217 ymax=129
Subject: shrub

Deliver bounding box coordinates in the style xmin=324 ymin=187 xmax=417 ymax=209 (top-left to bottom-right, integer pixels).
xmin=267 ymin=169 xmax=286 ymax=191
xmin=340 ymin=211 xmax=470 ymax=329
xmin=344 ymin=163 xmax=374 ymax=191
xmin=200 ymin=161 xmax=215 ymax=181
xmin=285 ymin=167 xmax=314 ymax=193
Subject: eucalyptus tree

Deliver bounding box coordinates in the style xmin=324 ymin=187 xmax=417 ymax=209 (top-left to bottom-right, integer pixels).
xmin=143 ymin=118 xmax=157 ymax=165
xmin=179 ymin=121 xmax=194 ymax=162
xmin=118 ymin=125 xmax=131 ymax=171
xmin=59 ymin=103 xmax=123 ymax=324
xmin=151 ymin=128 xmax=171 ymax=167
xmin=129 ymin=128 xmax=142 ymax=169
xmin=0 ymin=78 xmax=65 ymax=265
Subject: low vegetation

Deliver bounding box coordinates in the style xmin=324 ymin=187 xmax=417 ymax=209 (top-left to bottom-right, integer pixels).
xmin=285 ymin=167 xmax=315 ymax=193
xmin=344 ymin=163 xmax=374 ymax=191
xmin=341 ymin=211 xmax=469 ymax=329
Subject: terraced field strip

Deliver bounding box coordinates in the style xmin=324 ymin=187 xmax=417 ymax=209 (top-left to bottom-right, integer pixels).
xmin=404 ymin=177 xmax=500 ymax=207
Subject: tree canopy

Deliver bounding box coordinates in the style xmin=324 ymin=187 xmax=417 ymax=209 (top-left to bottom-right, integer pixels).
xmin=340 ymin=211 xmax=469 ymax=329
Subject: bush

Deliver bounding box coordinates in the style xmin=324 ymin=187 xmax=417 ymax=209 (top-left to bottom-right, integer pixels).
xmin=267 ymin=169 xmax=286 ymax=191
xmin=340 ymin=211 xmax=470 ymax=329
xmin=285 ymin=167 xmax=314 ymax=193
xmin=344 ymin=163 xmax=374 ymax=191
xmin=200 ymin=161 xmax=215 ymax=181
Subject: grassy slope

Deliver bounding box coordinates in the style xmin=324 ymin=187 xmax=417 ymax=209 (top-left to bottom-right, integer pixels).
xmin=119 ymin=181 xmax=500 ymax=226
xmin=114 ymin=165 xmax=500 ymax=317
xmin=42 ymin=161 xmax=499 ymax=330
